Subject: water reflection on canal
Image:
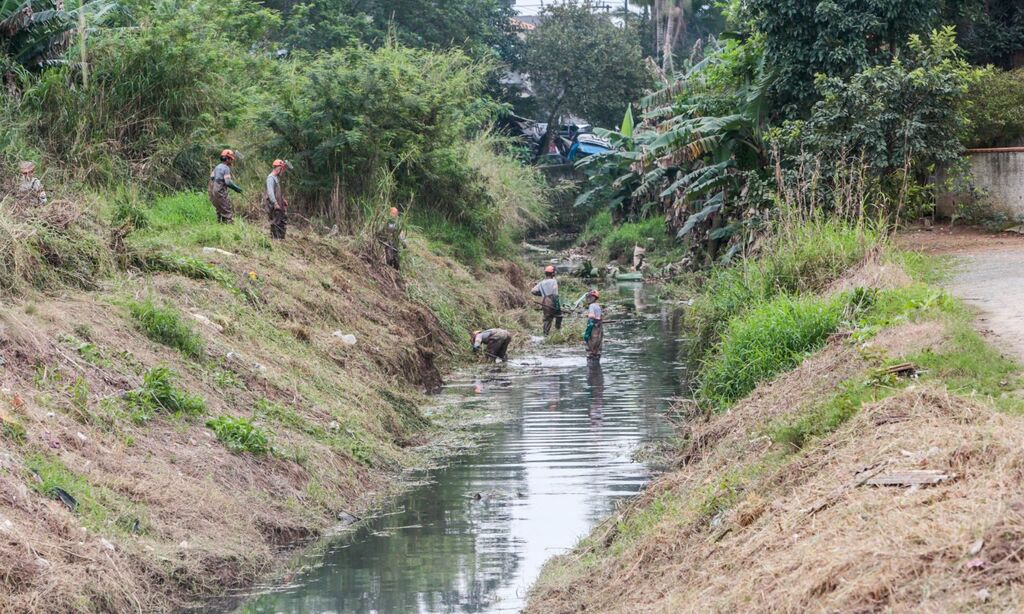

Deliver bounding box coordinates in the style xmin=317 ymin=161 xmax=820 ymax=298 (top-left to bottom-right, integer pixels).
xmin=241 ymin=284 xmax=686 ymax=614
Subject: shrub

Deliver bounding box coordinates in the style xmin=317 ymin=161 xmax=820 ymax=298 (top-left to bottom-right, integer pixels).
xmin=124 ymin=366 xmax=207 ymax=423
xmin=698 ymin=294 xmax=845 ymax=409
xmin=206 ymin=415 xmax=271 ymax=454
xmin=126 ymin=299 xmax=205 ymax=358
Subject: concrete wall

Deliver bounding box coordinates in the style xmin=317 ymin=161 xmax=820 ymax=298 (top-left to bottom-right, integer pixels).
xmin=970 ymin=150 xmax=1024 ymax=217
xmin=936 ymin=149 xmax=1024 ymax=220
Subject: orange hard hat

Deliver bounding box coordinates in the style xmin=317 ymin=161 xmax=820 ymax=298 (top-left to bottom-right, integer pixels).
xmin=588 ymin=289 xmax=600 ymax=299
xmin=544 ymin=265 xmax=555 ymax=274
xmin=272 ymin=159 xmax=287 ymax=168
xmin=220 ymin=149 xmax=236 ymax=161
xmin=389 ymin=207 xmax=399 ymax=217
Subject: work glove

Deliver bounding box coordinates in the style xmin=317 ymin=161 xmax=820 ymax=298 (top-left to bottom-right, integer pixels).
xmin=227 ymin=180 xmax=243 ymax=194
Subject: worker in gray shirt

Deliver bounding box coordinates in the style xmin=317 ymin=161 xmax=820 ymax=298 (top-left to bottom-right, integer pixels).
xmin=208 ymin=149 xmax=242 ymax=223
xmin=263 ymin=159 xmax=289 ymax=239
xmin=532 ymin=265 xmax=562 ymax=335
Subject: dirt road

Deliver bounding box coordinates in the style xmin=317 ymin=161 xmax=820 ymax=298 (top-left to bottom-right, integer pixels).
xmin=902 ymin=227 xmax=1024 ymax=362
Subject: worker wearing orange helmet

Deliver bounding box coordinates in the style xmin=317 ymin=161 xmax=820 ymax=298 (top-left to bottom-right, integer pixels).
xmin=264 ymin=159 xmax=290 ymax=240
xmin=383 ymin=206 xmax=403 ymax=269
xmin=531 ymin=264 xmax=562 ymax=335
xmin=583 ymin=289 xmax=603 ymax=362
xmin=208 ymin=149 xmax=242 ymax=224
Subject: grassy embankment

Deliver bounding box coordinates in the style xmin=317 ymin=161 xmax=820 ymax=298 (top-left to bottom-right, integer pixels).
xmin=527 ymin=221 xmax=1024 ymax=612
xmin=0 ymin=188 xmax=538 ymax=612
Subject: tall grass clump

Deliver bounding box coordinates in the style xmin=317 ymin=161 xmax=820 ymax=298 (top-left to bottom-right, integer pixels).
xmin=126 ymin=298 xmax=205 ymax=358
xmin=686 ymin=218 xmax=879 ymax=348
xmin=124 ymin=367 xmax=207 ymax=424
xmin=698 ymin=294 xmax=845 ymax=409
xmin=131 ymin=193 xmax=270 ymax=252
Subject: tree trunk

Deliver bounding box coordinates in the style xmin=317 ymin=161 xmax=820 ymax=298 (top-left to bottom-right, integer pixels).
xmin=662 ymin=1 xmax=675 ymax=73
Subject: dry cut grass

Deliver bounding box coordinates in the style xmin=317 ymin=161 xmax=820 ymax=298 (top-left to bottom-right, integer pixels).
xmin=524 ymin=319 xmax=1024 ymax=613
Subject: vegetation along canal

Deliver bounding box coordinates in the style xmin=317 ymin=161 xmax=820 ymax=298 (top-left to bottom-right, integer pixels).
xmin=240 ymin=284 xmax=686 ymax=613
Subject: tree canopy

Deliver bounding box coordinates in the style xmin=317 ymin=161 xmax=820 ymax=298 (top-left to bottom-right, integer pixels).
xmin=525 ymin=1 xmax=649 ymax=130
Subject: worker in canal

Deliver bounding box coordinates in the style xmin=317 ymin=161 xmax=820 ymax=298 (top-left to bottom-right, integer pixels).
xmin=264 ymin=159 xmax=290 ymax=240
xmin=208 ymin=149 xmax=243 ymax=223
xmin=532 ymin=265 xmax=562 ymax=336
xmin=583 ymin=289 xmax=603 ymax=362
xmin=471 ymin=328 xmax=512 ymax=363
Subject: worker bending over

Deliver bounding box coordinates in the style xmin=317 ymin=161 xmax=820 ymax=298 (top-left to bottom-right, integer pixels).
xmin=471 ymin=329 xmax=512 ymax=363
xmin=532 ymin=265 xmax=562 ymax=335
xmin=583 ymin=289 xmax=603 ymax=362
xmin=264 ymin=159 xmax=289 ymax=239
xmin=208 ymin=149 xmax=242 ymax=223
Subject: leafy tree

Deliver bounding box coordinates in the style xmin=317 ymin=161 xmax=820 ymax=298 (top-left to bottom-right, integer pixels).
xmin=265 ymin=0 xmax=518 ymax=60
xmin=942 ymin=0 xmax=1024 ymax=69
xmin=576 ymin=36 xmax=770 ymax=263
xmin=525 ymin=1 xmax=649 ymax=134
xmin=747 ymin=0 xmax=939 ymax=118
xmin=0 ymin=0 xmax=112 ymax=89
xmin=797 ymin=28 xmax=976 ymax=178
xmin=962 ymin=68 xmax=1024 ymax=148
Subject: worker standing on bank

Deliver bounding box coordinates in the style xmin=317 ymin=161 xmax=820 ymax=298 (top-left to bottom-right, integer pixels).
xmin=264 ymin=159 xmax=289 ymax=240
xmin=383 ymin=207 xmax=403 ymax=269
xmin=471 ymin=328 xmax=513 ymax=363
xmin=583 ymin=289 xmax=603 ymax=362
xmin=16 ymin=161 xmax=47 ymax=207
xmin=532 ymin=265 xmax=562 ymax=335
xmin=208 ymin=149 xmax=242 ymax=224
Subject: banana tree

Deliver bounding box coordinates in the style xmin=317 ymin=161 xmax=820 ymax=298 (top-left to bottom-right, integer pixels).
xmin=1 ymin=0 xmax=111 ymax=91
xmin=576 ymin=39 xmax=772 ymax=265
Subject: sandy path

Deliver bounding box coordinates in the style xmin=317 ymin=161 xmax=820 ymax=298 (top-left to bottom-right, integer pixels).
xmin=902 ymin=227 xmax=1024 ymax=362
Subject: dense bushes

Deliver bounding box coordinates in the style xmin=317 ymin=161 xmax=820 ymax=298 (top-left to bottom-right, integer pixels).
xmin=23 ymin=6 xmax=269 ymax=187
xmin=259 ymin=42 xmax=495 ymax=224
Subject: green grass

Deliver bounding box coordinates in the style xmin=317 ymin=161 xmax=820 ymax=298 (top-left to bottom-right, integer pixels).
xmin=124 ymin=366 xmax=207 ymax=424
xmin=698 ymin=294 xmax=846 ymax=409
xmin=206 ymin=415 xmax=271 ymax=454
xmin=579 ymin=210 xmax=614 ymax=245
xmin=601 ymin=216 xmax=672 ymax=263
xmin=686 ymin=220 xmax=878 ymax=349
xmin=24 ymin=453 xmax=149 ymax=535
xmin=126 ymin=298 xmax=205 ymax=359
xmin=1 ymin=419 xmax=26 ymax=443
xmin=130 ymin=192 xmax=270 ymax=252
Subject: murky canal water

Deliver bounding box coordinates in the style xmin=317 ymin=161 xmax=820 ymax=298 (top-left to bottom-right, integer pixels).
xmin=241 ymin=284 xmax=685 ymax=614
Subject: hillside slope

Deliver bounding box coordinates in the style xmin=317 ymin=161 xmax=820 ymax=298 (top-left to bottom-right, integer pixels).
xmin=0 ymin=193 xmax=530 ymax=612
